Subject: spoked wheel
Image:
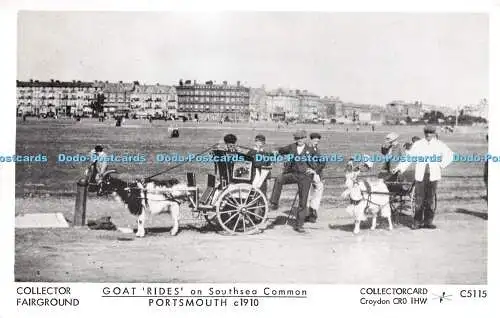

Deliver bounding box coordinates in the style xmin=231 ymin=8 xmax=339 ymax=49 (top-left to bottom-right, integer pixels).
xmin=215 ymin=184 xmax=269 ymax=235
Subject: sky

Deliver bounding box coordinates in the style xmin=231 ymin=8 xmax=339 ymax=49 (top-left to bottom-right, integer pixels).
xmin=17 ymin=11 xmax=488 ymax=106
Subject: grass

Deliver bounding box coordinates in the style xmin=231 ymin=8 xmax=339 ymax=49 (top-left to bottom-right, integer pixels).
xmin=15 ymin=118 xmax=488 ymax=197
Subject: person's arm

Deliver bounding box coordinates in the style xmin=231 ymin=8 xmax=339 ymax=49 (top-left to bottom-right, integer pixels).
xmin=393 ymin=144 xmax=415 ymax=174
xmin=439 ymin=141 xmax=454 ymax=169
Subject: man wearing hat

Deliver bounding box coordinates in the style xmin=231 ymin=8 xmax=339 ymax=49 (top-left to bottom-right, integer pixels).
xmin=306 ymin=132 xmax=325 ymax=223
xmin=380 ymin=132 xmax=404 ymax=173
xmin=392 ymin=125 xmax=454 ymax=230
xmin=213 ymin=134 xmax=239 ymax=187
xmin=270 ymin=129 xmax=315 ymax=233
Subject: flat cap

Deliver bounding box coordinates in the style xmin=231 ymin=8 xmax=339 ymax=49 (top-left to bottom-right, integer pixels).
xmin=255 ymin=134 xmax=266 ymax=142
xmin=293 ymin=129 xmax=307 ymax=139
xmin=223 ymin=134 xmax=237 ymax=144
xmin=310 ymin=132 xmax=322 ymax=139
xmin=423 ymin=125 xmax=436 ymax=133
xmin=385 ymin=132 xmax=399 ymax=142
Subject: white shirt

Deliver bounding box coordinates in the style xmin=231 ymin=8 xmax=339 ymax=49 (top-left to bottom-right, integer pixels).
xmin=297 ymin=144 xmax=305 ymax=155
xmin=395 ymin=138 xmax=453 ymax=182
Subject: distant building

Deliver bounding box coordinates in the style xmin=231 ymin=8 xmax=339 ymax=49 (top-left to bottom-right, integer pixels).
xmin=101 ymin=81 xmax=135 ymax=115
xmin=130 ymin=83 xmax=177 ymax=117
xmin=385 ymin=100 xmax=422 ymax=122
xmin=16 ymin=79 xmax=97 ymax=117
xmin=296 ymin=90 xmax=322 ymax=120
xmin=249 ymin=87 xmax=268 ymax=121
xmin=175 ymin=80 xmax=250 ymax=121
xmin=321 ymin=96 xmax=341 ymax=118
xmin=266 ymin=88 xmax=300 ymax=121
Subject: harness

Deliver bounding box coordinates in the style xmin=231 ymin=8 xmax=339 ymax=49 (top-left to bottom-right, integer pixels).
xmin=350 ymin=178 xmax=389 ymax=213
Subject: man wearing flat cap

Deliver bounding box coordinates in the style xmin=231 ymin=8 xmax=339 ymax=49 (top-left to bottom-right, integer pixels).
xmin=270 ymin=129 xmax=315 ymax=233
xmin=392 ymin=125 xmax=454 ymax=230
xmin=306 ymin=132 xmax=325 ymax=223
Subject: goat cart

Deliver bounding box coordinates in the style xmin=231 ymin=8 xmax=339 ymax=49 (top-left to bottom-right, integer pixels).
xmin=190 ymin=149 xmax=271 ymax=235
xmin=385 ymin=175 xmax=437 ymax=225
xmin=90 ymin=148 xmax=272 ymax=235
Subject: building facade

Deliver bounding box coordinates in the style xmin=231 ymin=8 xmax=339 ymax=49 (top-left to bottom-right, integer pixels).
xmin=130 ymin=83 xmax=177 ymax=117
xmin=175 ymin=80 xmax=250 ymax=121
xmin=249 ymin=87 xmax=268 ymax=121
xmin=16 ymin=80 xmax=98 ymax=116
xmin=101 ymin=81 xmax=135 ymax=115
xmin=296 ymin=90 xmax=322 ymax=120
xmin=266 ymin=88 xmax=300 ymax=121
xmin=385 ymin=100 xmax=422 ymax=122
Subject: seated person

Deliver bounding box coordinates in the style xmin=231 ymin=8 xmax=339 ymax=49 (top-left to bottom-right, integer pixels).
xmin=246 ymin=134 xmax=273 ymax=196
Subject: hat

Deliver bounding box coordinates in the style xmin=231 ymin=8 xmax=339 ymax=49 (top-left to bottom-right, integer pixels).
xmin=255 ymin=134 xmax=266 ymax=142
xmin=310 ymin=132 xmax=322 ymax=140
xmin=94 ymin=145 xmax=103 ymax=152
xmin=424 ymin=125 xmax=436 ymax=134
xmin=293 ymin=130 xmax=307 ymax=139
xmin=385 ymin=132 xmax=399 ymax=142
xmin=223 ymin=134 xmax=237 ymax=144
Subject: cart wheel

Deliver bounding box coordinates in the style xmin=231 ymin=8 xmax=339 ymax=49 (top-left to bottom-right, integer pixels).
xmin=215 ymin=184 xmax=268 ymax=235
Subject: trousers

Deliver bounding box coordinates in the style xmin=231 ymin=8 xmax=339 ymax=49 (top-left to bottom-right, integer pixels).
xmin=270 ymin=173 xmax=312 ymax=227
xmin=414 ymin=172 xmax=437 ymax=224
xmin=307 ymin=173 xmax=324 ymax=211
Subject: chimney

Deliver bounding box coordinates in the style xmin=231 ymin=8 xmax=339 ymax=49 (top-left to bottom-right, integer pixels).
xmin=237 ymin=81 xmax=240 ymax=86
xmin=194 ymin=80 xmax=197 ymax=85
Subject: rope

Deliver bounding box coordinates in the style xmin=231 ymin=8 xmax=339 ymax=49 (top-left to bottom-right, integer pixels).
xmin=144 ymin=143 xmax=219 ymax=181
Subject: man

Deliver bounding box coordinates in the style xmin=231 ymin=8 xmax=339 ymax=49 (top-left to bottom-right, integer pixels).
xmin=87 ymin=145 xmax=108 ymax=185
xmin=380 ymin=132 xmax=404 ymax=173
xmin=213 ymin=134 xmax=240 ymax=188
xmin=247 ymin=134 xmax=272 ymax=197
xmin=392 ymin=125 xmax=453 ymax=230
xmin=306 ymin=132 xmax=325 ymax=223
xmin=270 ymin=130 xmax=315 ymax=233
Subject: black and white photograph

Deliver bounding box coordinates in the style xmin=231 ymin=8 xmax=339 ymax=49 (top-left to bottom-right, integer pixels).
xmin=9 ymin=10 xmax=489 ymax=286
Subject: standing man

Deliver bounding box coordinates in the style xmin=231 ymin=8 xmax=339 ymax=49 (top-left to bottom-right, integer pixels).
xmin=270 ymin=130 xmax=315 ymax=233
xmin=306 ymin=132 xmax=325 ymax=223
xmin=87 ymin=145 xmax=108 ymax=185
xmin=392 ymin=125 xmax=453 ymax=229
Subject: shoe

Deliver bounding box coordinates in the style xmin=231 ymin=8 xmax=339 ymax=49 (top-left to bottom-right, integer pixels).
xmin=410 ymin=222 xmax=421 ymax=230
xmin=423 ymin=223 xmax=437 ymax=229
xmin=294 ymin=227 xmax=306 ymax=233
xmin=305 ymin=216 xmax=317 ymax=223
xmin=270 ymin=204 xmax=279 ymax=211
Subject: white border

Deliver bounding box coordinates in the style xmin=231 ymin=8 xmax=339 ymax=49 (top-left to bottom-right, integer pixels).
xmin=1 ymin=1 xmax=498 ymax=317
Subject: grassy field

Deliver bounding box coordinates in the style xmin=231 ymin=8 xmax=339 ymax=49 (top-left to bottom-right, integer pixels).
xmin=15 ymin=118 xmax=487 ymax=196
xmin=14 ymin=118 xmax=488 ymax=283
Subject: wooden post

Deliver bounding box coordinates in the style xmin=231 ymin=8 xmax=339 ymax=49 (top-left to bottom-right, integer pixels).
xmin=74 ymin=177 xmax=89 ymax=226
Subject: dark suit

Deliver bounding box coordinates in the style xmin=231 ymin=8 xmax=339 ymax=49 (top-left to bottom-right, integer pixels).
xmin=270 ymin=143 xmax=314 ymax=228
